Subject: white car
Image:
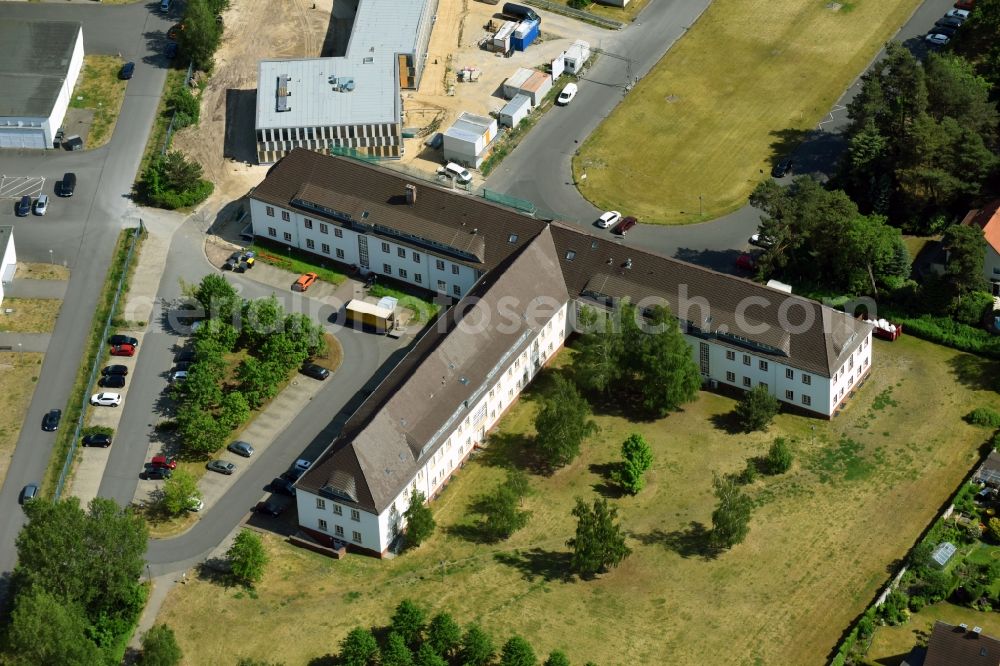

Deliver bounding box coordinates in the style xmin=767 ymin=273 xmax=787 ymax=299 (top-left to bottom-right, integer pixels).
xmin=187 ymin=497 xmax=204 ymax=512
xmin=749 ymin=233 xmax=774 ymax=248
xmin=945 ymin=8 xmax=969 ymax=20
xmin=557 ymin=83 xmax=578 ymax=105
xmin=90 ymin=392 xmax=122 ymax=407
xmin=597 ymin=211 xmax=622 ymax=229
xmin=442 ymin=162 xmax=472 ymax=184
xmin=925 ymin=33 xmax=950 ymax=46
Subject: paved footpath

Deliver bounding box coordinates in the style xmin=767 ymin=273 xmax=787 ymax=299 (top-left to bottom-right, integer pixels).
xmin=2 ymin=278 xmax=68 ymax=299
xmin=0 ymin=333 xmax=51 ymax=353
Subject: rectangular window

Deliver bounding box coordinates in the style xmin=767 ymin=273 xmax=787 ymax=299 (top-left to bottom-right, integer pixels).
xmin=321 ymin=243 xmax=330 ymax=254
xmin=785 ymin=390 xmax=793 ymax=400
xmin=306 ymin=239 xmax=315 ymax=249
xmin=412 ymin=251 xmax=420 ymax=262
xmin=399 ymin=268 xmax=408 ymax=279
xmin=335 ymin=525 xmax=344 ymax=536
xmin=802 ymin=395 xmax=812 ymax=406
xmin=436 ymin=259 xmax=445 ymax=270
xmin=383 ymin=264 xmax=392 ymax=274
xmin=316 ymin=498 xmax=326 ymax=510
xmin=352 ymin=531 xmax=362 ymax=544
xmin=304 ymin=218 xmax=313 ymax=229
xmin=437 ymin=280 xmax=446 ymax=291
xmin=335 ymin=248 xmax=344 ymax=259
xmin=743 ymin=377 xmax=751 ymax=387
xmin=333 ymin=504 xmax=342 ymax=516
xmin=320 ymin=223 xmax=328 ymax=234
xmin=453 ymin=285 xmax=461 ymax=296
xmin=266 ymin=206 xmax=274 ymax=217
xmin=351 ymin=509 xmax=360 ymax=522
xmin=452 ymin=264 xmax=460 ymax=275
xmin=318 ymin=519 xmax=328 ymax=531
xmin=415 ymin=273 xmax=422 ymax=283
xmin=785 ymin=368 xmax=793 ymax=380
xmin=802 ymin=374 xmax=811 ymax=386
xmin=281 ymin=211 xmax=290 ymax=221
xmin=283 ymin=232 xmax=292 ymax=242
xmin=759 ymin=360 xmax=768 ymax=371
xmin=726 ymin=350 xmax=735 ymax=361
xmin=381 ymin=242 xmax=390 ymax=253
xmin=334 ymin=228 xmax=343 ymax=238
xmin=726 ymin=371 xmax=735 ymax=382
xmin=268 ymin=227 xmax=277 ymax=238
xmin=397 ymin=247 xmax=406 ymax=258
xmin=743 ymin=354 xmax=750 ymax=366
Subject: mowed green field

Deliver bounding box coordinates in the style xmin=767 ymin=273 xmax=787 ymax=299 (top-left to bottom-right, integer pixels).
xmin=574 ymin=0 xmax=922 ymax=224
xmin=158 ymin=336 xmax=996 ymax=665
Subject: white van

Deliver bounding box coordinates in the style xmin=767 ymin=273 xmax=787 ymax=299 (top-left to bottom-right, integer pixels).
xmin=443 ymin=162 xmax=473 ymax=184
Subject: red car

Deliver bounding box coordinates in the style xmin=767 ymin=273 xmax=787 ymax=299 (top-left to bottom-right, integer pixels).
xmin=151 ymin=455 xmax=177 ymax=470
xmin=110 ymin=344 xmax=136 ymax=356
xmin=612 ymin=216 xmax=638 ymax=236
xmin=735 ymin=253 xmax=757 ymax=271
xmin=954 ymin=0 xmax=975 ymax=8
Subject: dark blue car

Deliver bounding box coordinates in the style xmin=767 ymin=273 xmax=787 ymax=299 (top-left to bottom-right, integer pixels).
xmin=119 ymin=62 xmax=135 ymax=80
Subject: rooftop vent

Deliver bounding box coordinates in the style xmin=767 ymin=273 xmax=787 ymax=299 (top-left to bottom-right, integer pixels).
xmin=566 ymin=250 xmax=577 ymax=261
xmin=508 ymin=233 xmax=518 ymax=243
xmin=625 ymin=258 xmax=633 ymax=269
xmin=330 ymin=76 xmax=356 ymax=92
xmin=459 ymin=377 xmax=469 ymax=385
xmin=591 ymin=240 xmax=598 ymax=250
xmin=974 ymin=626 xmax=983 ymax=635
xmin=961 ymin=624 xmax=969 ymax=630
xmin=276 ymin=74 xmax=291 ymax=112
xmin=405 ymin=184 xmax=417 ymax=205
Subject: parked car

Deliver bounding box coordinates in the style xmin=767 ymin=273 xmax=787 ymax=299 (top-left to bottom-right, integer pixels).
xmin=20 ymin=483 xmax=39 ymax=505
xmin=169 ymin=370 xmax=188 ymax=383
xmin=62 ymin=135 xmax=84 ymax=151
xmin=109 ymin=335 xmax=138 ymax=347
xmin=931 ymin=25 xmax=958 ymax=37
xmin=142 ymin=467 xmax=172 ymax=480
xmin=175 ymin=350 xmax=196 ymax=363
xmin=255 ymin=497 xmax=285 ymax=517
xmin=925 ymin=32 xmax=951 ymax=46
xmin=557 ymin=83 xmax=578 ymax=105
xmin=102 ymin=364 xmax=128 ymax=376
xmin=293 ymin=272 xmax=318 ymax=292
xmin=735 ymin=253 xmax=757 ymax=271
xmin=151 ymin=455 xmax=177 ymax=469
xmin=771 ymin=159 xmax=793 ymax=178
xmin=502 ymin=2 xmax=540 ymax=23
xmin=206 ymin=459 xmax=236 ymax=475
xmin=749 ymin=233 xmax=774 ymax=248
xmin=269 ymin=477 xmax=296 ymax=497
xmin=33 ymin=195 xmax=49 ymax=216
xmin=167 ymin=23 xmax=184 ymax=40
xmin=90 ymin=392 xmax=122 ymax=407
xmin=946 ymin=8 xmax=970 ymax=19
xmin=82 ymin=433 xmax=112 ymax=448
xmin=165 ymin=42 xmax=178 ymax=59
xmin=954 ymin=0 xmax=975 ymax=10
xmin=300 ymin=363 xmax=329 ymax=380
xmin=42 ymin=409 xmax=61 ymax=431
xmin=98 ymin=374 xmax=126 ymax=389
xmin=15 ymin=196 xmax=30 ymax=217
xmin=613 ymin=216 xmax=638 ymax=236
xmin=187 ymin=497 xmax=204 ymax=512
xmin=442 ymin=162 xmax=472 ymax=184
xmin=57 ymin=172 xmax=77 ymax=197
xmin=111 ymin=344 xmax=136 ymax=357
xmin=228 ymin=440 xmax=254 ymax=457
xmin=119 ymin=62 xmax=135 ymax=80
xmin=173 ymin=361 xmax=193 ymax=372
xmin=597 ymin=211 xmax=621 ymax=229
xmin=935 ymin=16 xmax=964 ymax=28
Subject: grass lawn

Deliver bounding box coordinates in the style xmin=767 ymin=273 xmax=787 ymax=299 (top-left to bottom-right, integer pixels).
xmin=574 ymin=0 xmax=922 ymax=224
xmin=0 ymin=353 xmax=44 ymax=491
xmin=69 ymin=55 xmax=128 ymax=148
xmin=252 ymin=239 xmax=348 ymax=286
xmin=866 ymin=601 xmax=1000 ymax=665
xmin=157 ymin=335 xmax=996 ymax=664
xmin=16 ymin=262 xmax=70 ymax=281
xmin=369 ymin=284 xmax=442 ymax=324
xmin=0 ymin=299 xmax=63 ymax=333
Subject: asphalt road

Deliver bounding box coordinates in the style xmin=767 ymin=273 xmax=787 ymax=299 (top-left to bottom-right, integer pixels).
xmin=485 ymin=0 xmax=958 ymax=273
xmin=0 ymin=0 xmax=173 ymax=580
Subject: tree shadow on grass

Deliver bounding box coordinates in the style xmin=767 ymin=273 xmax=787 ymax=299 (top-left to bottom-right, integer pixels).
xmin=636 ymin=522 xmax=720 ymax=561
xmin=477 ymin=431 xmax=558 ymax=476
xmin=949 ymin=353 xmax=1000 ymax=393
xmin=710 ymin=410 xmax=744 ymax=435
xmin=493 ymin=548 xmax=572 ymax=583
xmin=306 ymin=655 xmax=338 ymax=666
xmin=588 ymin=462 xmax=625 ymax=499
xmin=444 ymin=496 xmax=495 ymax=544
xmin=195 ymin=556 xmax=236 ymax=587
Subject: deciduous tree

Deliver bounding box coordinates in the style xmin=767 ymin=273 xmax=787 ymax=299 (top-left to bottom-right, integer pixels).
xmin=161 ymin=469 xmax=201 ymax=516
xmin=460 ymin=624 xmax=495 ymax=666
xmin=543 ymin=650 xmax=571 ymax=666
xmin=227 ymin=529 xmax=268 ymax=586
xmin=6 ymin=588 xmax=102 ymax=666
xmin=613 ymin=433 xmax=654 ymax=495
xmin=193 ymin=274 xmax=239 ymax=323
xmin=139 ymin=624 xmax=183 ymax=666
xmin=567 ymin=497 xmax=631 ymax=579
xmin=426 ymin=612 xmax=462 ymax=659
xmin=710 ymin=474 xmax=753 ymax=550
xmin=637 ymin=306 xmax=701 ymax=416
xmin=478 ymin=483 xmax=530 ymax=541
xmin=534 ymin=374 xmax=597 ymax=467
xmin=500 ymin=635 xmax=537 ymax=666
xmin=573 ymin=306 xmax=624 ymax=394
xmin=735 ymin=385 xmax=779 ymax=433
xmin=339 ymin=627 xmax=379 ymax=666
xmin=403 ymin=491 xmax=436 ymax=548
xmin=390 ymin=599 xmax=426 ymax=646
xmin=179 ymin=0 xmax=222 ymax=72
xmin=764 ymin=437 xmax=793 ymax=475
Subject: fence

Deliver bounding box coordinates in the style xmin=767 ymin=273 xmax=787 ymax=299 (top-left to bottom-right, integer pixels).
xmin=524 ymin=0 xmax=624 ymax=30
xmin=161 ymin=62 xmax=195 ymax=155
xmin=53 ymin=222 xmax=144 ymax=500
xmin=482 ymin=188 xmax=536 ymax=214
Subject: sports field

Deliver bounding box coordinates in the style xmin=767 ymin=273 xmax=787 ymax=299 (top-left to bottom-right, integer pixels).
xmin=157 ymin=336 xmax=994 ymax=664
xmin=574 ymin=0 xmax=922 ymax=224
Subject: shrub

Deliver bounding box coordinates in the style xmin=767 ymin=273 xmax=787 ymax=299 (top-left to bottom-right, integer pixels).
xmin=735 ymin=386 xmax=779 ymax=432
xmin=989 ymin=517 xmax=1000 ymax=544
xmin=878 ymin=589 xmax=910 ymax=626
xmin=952 ymin=291 xmax=994 ymax=325
xmin=764 ymin=437 xmax=794 ymax=474
xmin=966 ymin=407 xmax=1000 ymax=428
xmin=167 ymin=85 xmax=200 ymax=129
xmin=884 ymin=311 xmax=1000 ymax=358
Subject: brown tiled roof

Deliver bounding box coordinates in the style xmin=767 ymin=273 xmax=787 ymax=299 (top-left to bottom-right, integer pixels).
xmin=549 ymin=222 xmax=869 ymax=377
xmin=297 ymin=227 xmax=569 ymax=513
xmin=252 ymin=148 xmax=546 ymax=270
xmin=962 ymin=200 xmax=1000 ymax=255
xmin=924 ymin=621 xmax=1000 ymax=666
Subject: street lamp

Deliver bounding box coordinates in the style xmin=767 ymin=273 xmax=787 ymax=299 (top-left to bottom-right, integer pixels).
xmin=48 ymin=249 xmax=53 ymax=264
xmin=146 ymin=564 xmax=152 ymax=584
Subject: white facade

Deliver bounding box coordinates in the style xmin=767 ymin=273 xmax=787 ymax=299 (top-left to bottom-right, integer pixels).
xmin=498 ymin=94 xmax=531 ymax=128
xmin=0 ymin=25 xmax=83 ymax=150
xmin=248 ymin=197 xmax=481 ymax=299
xmin=0 ymin=227 xmax=16 ymax=305
xmin=442 ymin=112 xmax=498 ymax=169
xmin=296 ymin=302 xmax=569 ymax=554
xmin=562 ymin=40 xmax=590 ymax=75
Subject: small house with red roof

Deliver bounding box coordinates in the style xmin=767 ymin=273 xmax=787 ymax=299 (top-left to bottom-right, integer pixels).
xmin=961 ymin=200 xmax=1000 ymax=295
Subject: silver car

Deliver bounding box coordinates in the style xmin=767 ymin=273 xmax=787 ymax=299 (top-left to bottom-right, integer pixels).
xmin=228 ymin=440 xmax=254 ymax=457
xmin=33 ymin=194 xmax=49 ymax=216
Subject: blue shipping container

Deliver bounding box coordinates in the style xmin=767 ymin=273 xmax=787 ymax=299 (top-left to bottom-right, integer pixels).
xmin=511 ymin=19 xmax=539 ymax=51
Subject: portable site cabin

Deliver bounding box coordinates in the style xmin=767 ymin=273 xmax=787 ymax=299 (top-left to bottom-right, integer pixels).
xmin=442 ymin=112 xmax=498 ymax=169
xmin=345 ymin=299 xmax=395 ymax=334
xmin=490 ymin=20 xmax=517 ymax=53
xmin=514 ymin=71 xmax=551 ymax=105
xmin=562 ymin=40 xmax=591 ymax=75
xmin=511 ymin=19 xmax=539 ymax=51
xmin=502 ymin=68 xmax=534 ymax=99
xmin=498 ymin=94 xmax=531 ymax=128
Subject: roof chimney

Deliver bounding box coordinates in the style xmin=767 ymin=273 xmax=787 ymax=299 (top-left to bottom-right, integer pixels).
xmin=625 ymin=258 xmax=633 ymax=269
xmin=405 ymin=184 xmax=417 ymax=205
xmin=973 ymin=626 xmax=983 ymax=636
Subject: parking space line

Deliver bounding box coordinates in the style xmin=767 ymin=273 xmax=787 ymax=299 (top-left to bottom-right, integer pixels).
xmin=0 ymin=176 xmax=46 ymax=199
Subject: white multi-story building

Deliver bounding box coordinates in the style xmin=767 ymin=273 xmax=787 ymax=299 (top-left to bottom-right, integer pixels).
xmin=0 ymin=21 xmax=84 ymax=150
xmin=0 ymin=226 xmax=17 ymax=305
xmin=253 ymin=149 xmax=873 ymax=556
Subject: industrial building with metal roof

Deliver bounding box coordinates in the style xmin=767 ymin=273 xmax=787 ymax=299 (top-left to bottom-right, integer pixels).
xmin=255 ymin=0 xmax=437 ymax=163
xmin=0 ymin=20 xmax=84 ymax=150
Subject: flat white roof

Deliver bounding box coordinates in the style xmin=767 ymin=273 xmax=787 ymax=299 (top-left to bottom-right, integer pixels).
xmin=346 ymin=299 xmax=395 ymax=318
xmin=444 ymin=112 xmax=494 ymax=143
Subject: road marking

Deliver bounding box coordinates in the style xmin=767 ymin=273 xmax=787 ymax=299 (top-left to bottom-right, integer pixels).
xmin=0 ymin=176 xmax=46 ymax=199
xmin=817 ymin=104 xmax=847 ymax=131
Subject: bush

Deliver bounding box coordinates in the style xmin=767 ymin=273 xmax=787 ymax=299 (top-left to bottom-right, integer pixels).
xmin=137 ymin=151 xmax=214 ymax=210
xmin=735 ymin=386 xmax=779 ymax=432
xmin=764 ymin=437 xmax=794 ymax=475
xmin=167 ymin=85 xmax=200 ymax=130
xmin=952 ymin=291 xmax=994 ymax=325
xmin=885 ymin=311 xmax=1000 ymax=358
xmin=989 ymin=517 xmax=1000 ymax=544
xmin=878 ymin=589 xmax=910 ymax=626
xmin=966 ymin=407 xmax=1000 ymax=428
